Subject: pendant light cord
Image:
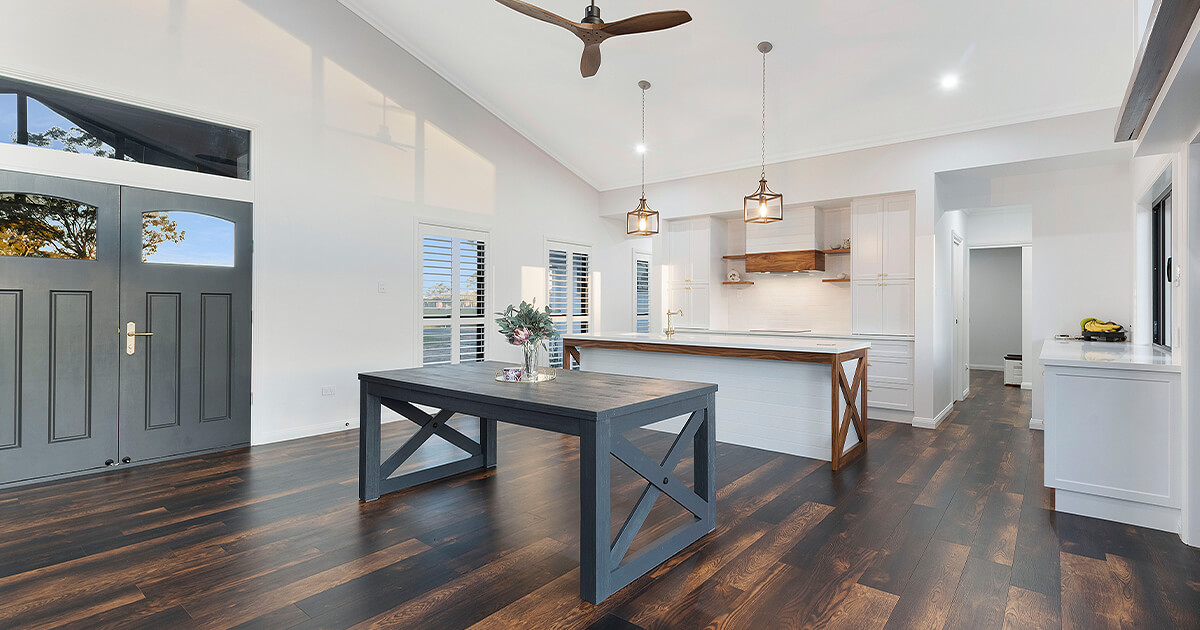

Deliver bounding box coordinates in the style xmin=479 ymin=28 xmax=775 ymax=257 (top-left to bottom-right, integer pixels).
xmin=641 ymin=86 xmax=647 ymax=197
xmin=760 ymin=49 xmax=767 ymax=180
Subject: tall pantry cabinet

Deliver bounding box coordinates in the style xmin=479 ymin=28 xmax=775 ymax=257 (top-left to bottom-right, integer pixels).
xmin=851 ymin=194 xmax=915 ymax=335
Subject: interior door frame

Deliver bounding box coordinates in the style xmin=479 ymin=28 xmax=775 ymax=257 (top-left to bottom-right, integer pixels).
xmin=952 ymin=232 xmax=967 ymax=400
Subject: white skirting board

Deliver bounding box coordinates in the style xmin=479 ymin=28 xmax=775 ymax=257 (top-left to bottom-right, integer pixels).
xmin=969 ymin=364 xmax=1004 ymax=371
xmin=867 ymin=407 xmax=914 ymax=424
xmin=1021 ymin=381 xmax=1033 ymax=390
xmin=1055 ymin=489 xmax=1181 ymax=534
xmin=913 ymin=402 xmax=955 ymax=429
xmin=1029 ymin=417 xmax=1044 ymax=430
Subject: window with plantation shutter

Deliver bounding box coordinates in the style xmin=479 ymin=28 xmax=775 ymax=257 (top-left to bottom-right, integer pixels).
xmin=547 ymin=241 xmax=591 ymax=369
xmin=420 ymin=224 xmax=488 ymax=366
xmin=635 ymin=256 xmax=651 ymax=333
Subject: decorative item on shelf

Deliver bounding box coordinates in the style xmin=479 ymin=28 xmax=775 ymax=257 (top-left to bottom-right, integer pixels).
xmin=744 ymin=41 xmax=783 ymax=224
xmin=495 ymin=300 xmax=559 ymax=382
xmin=627 ymin=80 xmax=659 ymax=236
xmin=1079 ymin=317 xmax=1127 ymax=342
xmin=842 ymin=237 xmax=851 ymax=250
xmin=727 ymin=269 xmax=741 ymax=282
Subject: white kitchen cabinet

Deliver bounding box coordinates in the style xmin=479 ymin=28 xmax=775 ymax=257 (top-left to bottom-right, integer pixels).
xmin=881 ymin=279 xmax=914 ymax=335
xmin=1041 ymin=341 xmax=1181 ymax=533
xmin=664 ymin=218 xmax=724 ymax=330
xmin=850 ymin=198 xmax=883 ymax=280
xmin=851 ymin=193 xmax=914 ymax=336
xmin=881 ymin=195 xmax=913 ymax=278
xmin=851 ymin=281 xmax=883 ymax=334
xmin=852 ymin=279 xmax=913 ymax=335
xmin=666 ymin=282 xmax=710 ymax=329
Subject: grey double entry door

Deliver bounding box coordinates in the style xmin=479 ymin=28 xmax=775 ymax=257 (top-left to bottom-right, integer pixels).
xmin=0 ymin=170 xmax=252 ymax=486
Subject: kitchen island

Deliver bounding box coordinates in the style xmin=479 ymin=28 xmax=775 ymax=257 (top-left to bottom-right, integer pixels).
xmin=562 ymin=332 xmax=869 ymax=469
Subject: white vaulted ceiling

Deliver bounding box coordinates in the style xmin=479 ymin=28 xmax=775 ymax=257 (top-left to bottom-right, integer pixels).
xmin=339 ymin=0 xmax=1135 ymax=191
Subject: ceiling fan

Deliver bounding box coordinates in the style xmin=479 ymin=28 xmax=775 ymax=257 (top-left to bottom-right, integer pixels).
xmin=495 ymin=0 xmax=692 ymax=77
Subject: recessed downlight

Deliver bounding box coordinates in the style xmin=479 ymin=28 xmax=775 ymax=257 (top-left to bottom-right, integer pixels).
xmin=940 ymin=73 xmax=960 ymax=90
xmin=635 ymin=143 xmax=647 ymax=154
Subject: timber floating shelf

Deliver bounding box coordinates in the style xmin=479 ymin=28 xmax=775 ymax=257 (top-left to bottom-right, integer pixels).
xmin=822 ymin=248 xmax=851 ymax=254
xmin=822 ymin=278 xmax=851 ymax=283
xmin=722 ymin=281 xmax=754 ymax=285
xmin=722 ymin=254 xmax=747 ymax=260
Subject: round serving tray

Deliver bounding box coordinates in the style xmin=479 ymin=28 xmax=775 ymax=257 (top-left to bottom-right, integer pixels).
xmin=494 ymin=369 xmax=557 ymax=383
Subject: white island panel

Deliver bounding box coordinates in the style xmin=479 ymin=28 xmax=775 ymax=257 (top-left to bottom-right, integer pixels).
xmin=578 ymin=345 xmax=862 ymax=462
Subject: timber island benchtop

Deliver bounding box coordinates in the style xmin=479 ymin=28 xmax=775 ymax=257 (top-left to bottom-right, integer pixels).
xmin=561 ymin=331 xmax=871 ymax=363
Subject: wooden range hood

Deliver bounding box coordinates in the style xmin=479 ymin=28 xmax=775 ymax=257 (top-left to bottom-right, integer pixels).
xmin=743 ymin=205 xmax=827 ymax=272
xmin=745 ymin=250 xmax=826 ymax=273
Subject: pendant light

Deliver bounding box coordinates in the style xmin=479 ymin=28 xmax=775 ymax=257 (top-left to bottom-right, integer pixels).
xmin=627 ymin=80 xmax=659 ymax=236
xmin=745 ymin=41 xmax=783 ymax=223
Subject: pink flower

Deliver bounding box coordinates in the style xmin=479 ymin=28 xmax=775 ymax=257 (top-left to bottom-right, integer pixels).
xmin=510 ymin=327 xmax=532 ymax=345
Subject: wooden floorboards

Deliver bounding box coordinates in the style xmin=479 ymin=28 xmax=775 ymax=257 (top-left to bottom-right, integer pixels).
xmin=1 ymin=371 xmax=1197 ymax=629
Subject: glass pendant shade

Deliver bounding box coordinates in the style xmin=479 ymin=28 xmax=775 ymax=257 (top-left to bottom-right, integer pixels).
xmin=627 ymin=197 xmax=659 ymax=235
xmin=744 ymin=178 xmax=783 ymax=223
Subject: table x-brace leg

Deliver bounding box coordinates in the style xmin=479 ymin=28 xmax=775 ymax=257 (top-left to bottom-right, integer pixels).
xmin=365 ymin=398 xmax=497 ymax=499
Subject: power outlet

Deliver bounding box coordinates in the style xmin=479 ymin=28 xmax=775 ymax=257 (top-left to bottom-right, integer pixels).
xmin=377 ymin=281 xmax=387 ymax=293
xmin=321 ymin=386 xmax=335 ymax=396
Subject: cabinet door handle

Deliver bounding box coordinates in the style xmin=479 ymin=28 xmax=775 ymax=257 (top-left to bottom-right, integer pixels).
xmin=866 ymin=387 xmax=873 ymax=392
xmin=882 ymin=273 xmax=888 ymax=277
xmin=882 ymin=282 xmax=887 ymax=286
xmin=877 ymin=282 xmax=881 ymax=286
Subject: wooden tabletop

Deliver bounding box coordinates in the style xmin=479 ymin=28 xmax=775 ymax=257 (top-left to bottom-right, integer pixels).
xmin=359 ymin=361 xmax=716 ymax=422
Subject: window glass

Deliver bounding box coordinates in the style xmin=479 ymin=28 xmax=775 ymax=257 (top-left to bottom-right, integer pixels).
xmin=419 ymin=226 xmax=488 ymax=366
xmin=1 ymin=75 xmax=250 ymax=179
xmin=26 ymin=97 xmax=117 ymax=158
xmin=141 ymin=211 xmax=234 ymax=267
xmin=422 ymin=236 xmax=453 ymax=318
xmin=423 ymin=325 xmax=452 ymax=365
xmin=0 ymin=192 xmax=98 ymax=259
xmin=636 ymin=259 xmax=650 ymax=333
xmin=547 ymin=243 xmax=590 ymax=369
xmin=0 ymin=94 xmax=14 ymax=144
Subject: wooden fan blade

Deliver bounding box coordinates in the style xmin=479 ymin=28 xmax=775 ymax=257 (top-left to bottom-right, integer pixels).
xmin=600 ymin=10 xmax=692 ymax=36
xmin=580 ymin=45 xmax=602 ymax=77
xmin=494 ymin=0 xmax=579 ymax=32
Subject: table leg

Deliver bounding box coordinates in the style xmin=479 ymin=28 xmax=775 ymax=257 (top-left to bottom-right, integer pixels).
xmin=579 ymin=421 xmax=613 ymax=604
xmin=359 ymin=381 xmax=382 ymax=502
xmin=481 ymin=417 xmax=498 ymax=468
xmin=695 ymin=392 xmax=717 ymax=522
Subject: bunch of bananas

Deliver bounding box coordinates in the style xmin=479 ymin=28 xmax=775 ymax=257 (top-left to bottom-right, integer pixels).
xmin=1080 ymin=318 xmax=1123 ymax=333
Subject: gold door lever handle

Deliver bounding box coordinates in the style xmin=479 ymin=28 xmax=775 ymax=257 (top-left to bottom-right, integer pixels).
xmin=125 ymin=322 xmax=153 ymax=355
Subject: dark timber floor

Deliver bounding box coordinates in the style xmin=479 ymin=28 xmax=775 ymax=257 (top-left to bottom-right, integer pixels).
xmin=1 ymin=371 xmax=1198 ymax=629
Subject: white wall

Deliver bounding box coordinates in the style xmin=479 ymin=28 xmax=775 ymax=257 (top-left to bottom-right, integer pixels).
xmin=0 ymin=0 xmax=646 ymax=444
xmin=968 ymin=248 xmax=1023 ymax=369
xmin=986 ymin=163 xmax=1137 ymax=423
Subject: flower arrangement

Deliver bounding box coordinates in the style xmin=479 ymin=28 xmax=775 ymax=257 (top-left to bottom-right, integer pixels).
xmin=496 ymin=300 xmax=559 ymax=379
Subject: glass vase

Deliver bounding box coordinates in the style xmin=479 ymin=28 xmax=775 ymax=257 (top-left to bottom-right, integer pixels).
xmin=522 ymin=342 xmax=541 ymax=380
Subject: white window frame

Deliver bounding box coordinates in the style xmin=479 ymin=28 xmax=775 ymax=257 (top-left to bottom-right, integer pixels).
xmin=633 ymin=249 xmax=652 ymax=333
xmin=546 ymin=238 xmax=592 ymax=368
xmin=416 ymin=221 xmax=491 ymax=366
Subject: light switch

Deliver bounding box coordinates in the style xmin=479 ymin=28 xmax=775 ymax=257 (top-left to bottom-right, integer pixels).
xmin=321 ymin=387 xmax=335 ymax=396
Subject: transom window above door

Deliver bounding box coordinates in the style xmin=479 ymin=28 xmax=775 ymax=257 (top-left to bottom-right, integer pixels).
xmin=0 ymin=192 xmax=98 ymax=260
xmin=0 ymin=75 xmax=251 ymax=180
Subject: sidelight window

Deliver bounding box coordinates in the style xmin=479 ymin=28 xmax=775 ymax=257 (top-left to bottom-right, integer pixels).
xmin=420 ymin=224 xmax=488 ymax=366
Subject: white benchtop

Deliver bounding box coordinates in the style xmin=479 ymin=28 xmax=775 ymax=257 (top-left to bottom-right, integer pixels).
xmin=563 ymin=331 xmax=871 ymax=354
xmin=675 ymin=327 xmax=913 ymax=342
xmin=1039 ymin=339 xmax=1180 ymax=373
